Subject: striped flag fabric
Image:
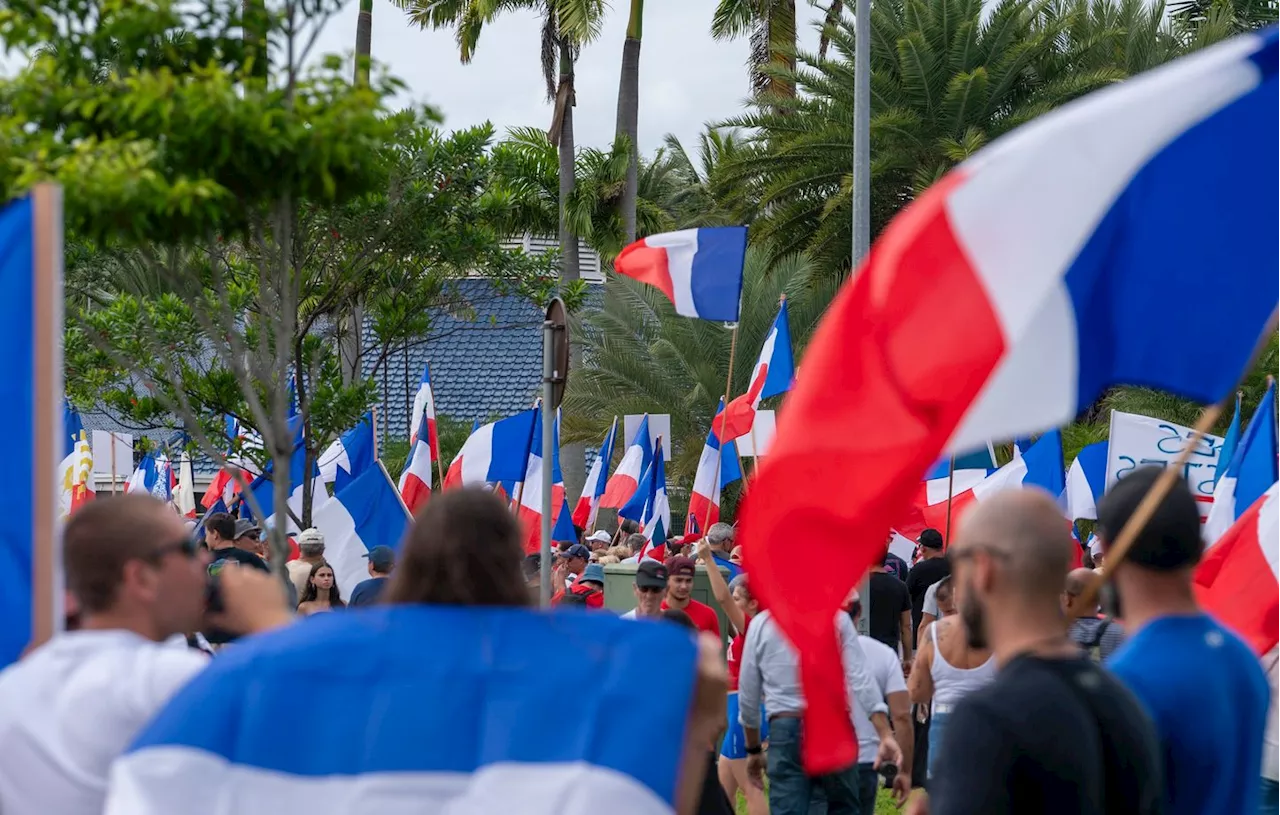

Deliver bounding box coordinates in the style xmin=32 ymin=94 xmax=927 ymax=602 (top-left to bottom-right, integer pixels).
xmin=687 ymin=399 xmax=743 ymax=536
xmin=715 ymin=299 xmax=794 ymax=442
xmin=573 ymin=418 xmax=618 ymax=529
xmin=1066 ymin=441 xmax=1109 ymax=521
xmin=1196 ymin=482 xmax=1280 ymax=655
xmin=408 ymin=364 xmax=440 ymax=462
xmin=0 ymin=187 xmax=63 ymax=668
xmin=1205 ymin=381 xmax=1277 ymax=543
xmin=315 ymin=465 xmax=412 ymax=601
xmin=613 ymin=227 xmax=747 ymax=322
xmin=739 ymin=30 xmax=1278 ymax=773
xmin=104 ymin=607 xmax=699 ymax=815
xmin=600 ymin=415 xmax=652 ymax=509
xmin=442 ymin=409 xmax=537 ymax=489
xmin=398 ymin=411 xmax=434 ymax=513
xmin=319 ymin=414 xmax=375 ymax=496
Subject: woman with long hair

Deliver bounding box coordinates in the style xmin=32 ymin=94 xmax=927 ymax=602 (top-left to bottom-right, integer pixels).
xmin=383 ymin=488 xmax=530 ymax=608
xmin=297 ymin=561 xmax=345 ymax=615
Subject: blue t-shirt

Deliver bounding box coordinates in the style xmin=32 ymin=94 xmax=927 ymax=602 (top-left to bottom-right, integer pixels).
xmin=1108 ymin=614 xmax=1269 ymax=815
xmin=712 ymin=554 xmax=743 ymax=581
xmin=348 ymin=577 xmax=389 ymax=607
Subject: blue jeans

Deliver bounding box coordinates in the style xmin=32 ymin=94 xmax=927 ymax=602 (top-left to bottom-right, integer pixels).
xmin=765 ymin=716 xmax=864 ymax=815
xmin=1261 ymin=777 xmax=1278 ymax=815
xmin=857 ymin=764 xmax=878 ymax=815
xmin=927 ymin=708 xmax=950 ymax=780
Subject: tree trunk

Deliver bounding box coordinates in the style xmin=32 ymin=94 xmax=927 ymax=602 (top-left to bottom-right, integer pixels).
xmin=354 ymin=0 xmax=373 ymax=87
xmin=765 ymin=0 xmax=797 ymax=99
xmin=614 ymin=0 xmax=644 ymax=245
xmin=557 ymin=37 xmax=586 ymax=502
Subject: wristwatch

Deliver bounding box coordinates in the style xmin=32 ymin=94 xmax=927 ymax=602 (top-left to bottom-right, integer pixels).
xmin=745 ymin=744 xmax=763 ymax=756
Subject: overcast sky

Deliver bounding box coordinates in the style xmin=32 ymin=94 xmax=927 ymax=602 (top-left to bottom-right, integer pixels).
xmin=315 ymin=1 xmax=828 ymax=154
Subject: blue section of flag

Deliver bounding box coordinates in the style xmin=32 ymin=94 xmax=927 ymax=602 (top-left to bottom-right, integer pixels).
xmin=590 ymin=420 xmax=618 ymax=497
xmin=1021 ymin=429 xmax=1065 ymax=497
xmin=926 ymin=443 xmax=997 ymax=479
xmin=0 ymin=195 xmax=35 ymax=669
xmin=1076 ymin=441 xmax=1109 ymax=499
xmin=334 ymin=414 xmax=375 ymax=496
xmin=617 ymin=457 xmax=654 ymax=523
xmin=688 ymin=227 xmax=748 ymax=322
xmin=63 ymin=400 xmax=84 ymax=457
xmin=489 ymin=408 xmax=539 ymax=484
xmin=645 ymin=446 xmax=668 ymax=547
xmin=1216 ymin=393 xmax=1243 ymax=485
xmin=337 ymin=465 xmax=410 ymax=557
xmin=126 ymin=606 xmax=698 ymax=804
xmin=760 ymin=300 xmax=795 ymax=400
xmin=1224 ymin=381 xmax=1278 ymax=521
xmin=552 ymin=496 xmax=577 ymax=541
xmin=248 ymin=415 xmax=315 ymax=519
xmin=708 ymin=398 xmax=742 ymax=488
xmin=629 ymin=415 xmax=654 ymax=483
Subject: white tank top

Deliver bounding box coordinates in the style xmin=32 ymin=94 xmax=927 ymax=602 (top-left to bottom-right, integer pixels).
xmin=929 ymin=620 xmax=996 ymax=707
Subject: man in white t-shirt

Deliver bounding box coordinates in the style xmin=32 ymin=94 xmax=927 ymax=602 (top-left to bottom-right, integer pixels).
xmin=0 ymin=494 xmax=291 ymax=815
xmin=849 ymin=591 xmax=913 ymax=812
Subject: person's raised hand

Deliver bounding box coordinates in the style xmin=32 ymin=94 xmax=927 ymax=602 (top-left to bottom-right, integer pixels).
xmin=206 ymin=565 xmax=292 ymax=636
xmin=696 ymin=537 xmax=713 ymax=562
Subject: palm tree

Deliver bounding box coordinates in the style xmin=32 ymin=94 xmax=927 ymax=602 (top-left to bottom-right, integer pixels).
xmin=719 ymin=0 xmax=1183 ymax=278
xmin=711 ymin=0 xmax=799 ymax=98
xmin=354 ymin=0 xmax=373 ymax=86
xmin=562 ymin=250 xmax=836 ymax=503
xmin=393 ymin=0 xmax=606 ymax=494
xmin=615 ymin=0 xmax=645 ymax=244
xmin=660 ymin=129 xmax=758 ymax=227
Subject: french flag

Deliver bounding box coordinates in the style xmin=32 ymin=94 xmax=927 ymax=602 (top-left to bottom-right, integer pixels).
xmin=443 ymin=409 xmax=537 ymax=490
xmin=319 ymin=414 xmax=375 ymax=496
xmin=398 ymin=411 xmax=435 ymax=513
xmin=202 ymin=415 xmax=262 ymax=510
xmin=716 ymin=299 xmax=795 ymax=442
xmin=173 ymin=453 xmax=197 ymax=519
xmin=1215 ymin=392 xmax=1244 ymax=486
xmin=600 ymin=415 xmax=653 ymax=509
xmin=125 ymin=453 xmax=156 ymax=495
xmin=105 ymin=607 xmax=699 ymax=815
xmin=687 ymin=399 xmax=744 ymax=536
xmin=1065 ymin=441 xmax=1109 ymax=521
xmin=247 ymin=415 xmax=328 ymax=531
xmin=313 ymin=465 xmax=412 ymax=602
xmin=515 ymin=410 xmax=577 ymax=554
xmin=620 ymin=445 xmax=670 ymax=560
xmin=895 ymin=445 xmax=995 ymax=540
xmin=573 ymin=418 xmax=618 ymax=529
xmin=408 ymin=364 xmax=440 ymax=462
xmin=1196 ymin=482 xmax=1279 ymax=655
xmin=1204 ymin=381 xmax=1277 ymax=543
xmin=739 ymin=30 xmax=1278 ymax=774
xmin=613 ymin=227 xmax=748 ymax=322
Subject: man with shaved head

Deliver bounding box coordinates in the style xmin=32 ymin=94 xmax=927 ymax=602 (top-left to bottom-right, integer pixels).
xmin=1062 ymin=567 xmax=1125 ymax=661
xmin=912 ymin=489 xmax=1161 ymax=815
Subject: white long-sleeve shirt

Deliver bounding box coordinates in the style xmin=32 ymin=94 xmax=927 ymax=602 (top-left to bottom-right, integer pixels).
xmin=738 ymin=610 xmax=888 ymax=732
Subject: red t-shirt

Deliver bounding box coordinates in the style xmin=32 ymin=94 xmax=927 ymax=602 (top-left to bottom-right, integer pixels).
xmin=662 ymin=598 xmax=721 ymax=639
xmin=727 ymin=615 xmax=753 ymax=691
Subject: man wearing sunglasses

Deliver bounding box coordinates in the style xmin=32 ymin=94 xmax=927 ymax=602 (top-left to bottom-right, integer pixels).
xmin=0 ymin=494 xmax=291 ymax=815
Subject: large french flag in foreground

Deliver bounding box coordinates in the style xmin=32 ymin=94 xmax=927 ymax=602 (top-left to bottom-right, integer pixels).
xmin=716 ymin=299 xmax=795 ymax=442
xmin=0 ymin=188 xmax=62 ymax=669
xmin=614 ymin=227 xmax=747 ymax=322
xmin=687 ymin=399 xmax=744 ymax=535
xmin=740 ymin=30 xmax=1279 ymax=774
xmin=1196 ymin=483 xmax=1280 ymax=655
xmin=573 ymin=418 xmax=618 ymax=529
xmin=443 ymin=409 xmax=537 ymax=489
xmin=601 ymin=415 xmax=653 ymax=508
xmin=314 ymin=465 xmax=411 ymax=601
xmin=1204 ymin=381 xmax=1277 ymax=543
xmin=105 ymin=607 xmax=698 ymax=815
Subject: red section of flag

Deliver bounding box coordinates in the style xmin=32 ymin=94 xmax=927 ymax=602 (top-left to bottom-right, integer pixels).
xmin=737 ymin=172 xmax=1008 ymax=774
xmin=715 ymin=367 xmax=769 ymax=443
xmin=613 ymin=240 xmax=675 ymax=303
xmin=1195 ymin=490 xmax=1279 ymax=655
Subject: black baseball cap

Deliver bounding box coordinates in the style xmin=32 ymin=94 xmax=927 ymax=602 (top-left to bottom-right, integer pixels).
xmin=363 ymin=545 xmax=395 ymax=571
xmin=635 ymin=560 xmax=669 ymax=589
xmin=559 ymin=543 xmax=590 ymax=561
xmin=919 ymin=528 xmax=944 ymax=550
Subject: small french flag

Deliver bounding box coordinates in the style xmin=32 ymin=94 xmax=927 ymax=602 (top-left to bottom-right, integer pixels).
xmin=716 ymin=298 xmax=794 ymax=442
xmin=614 ymin=227 xmax=748 ymax=322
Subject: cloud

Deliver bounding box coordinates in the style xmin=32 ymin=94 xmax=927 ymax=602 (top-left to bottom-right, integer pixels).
xmin=315 ymin=0 xmax=827 ymax=153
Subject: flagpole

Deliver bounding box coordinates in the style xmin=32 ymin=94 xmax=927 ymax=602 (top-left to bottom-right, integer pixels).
xmin=943 ymin=454 xmax=957 ymax=545
xmin=700 ymin=323 xmax=739 ymax=539
xmin=109 ymin=432 xmax=118 ymax=495
xmin=371 ymin=407 xmax=379 ymax=462
xmin=426 ymin=361 xmax=447 ymax=490
xmin=586 ymin=416 xmax=617 ymax=536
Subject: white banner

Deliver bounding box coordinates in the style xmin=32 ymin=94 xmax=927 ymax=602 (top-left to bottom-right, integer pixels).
xmin=624 ymin=414 xmax=671 ymax=461
xmin=1106 ymin=410 xmax=1223 ymax=519
xmin=91 ymin=430 xmax=133 ymax=479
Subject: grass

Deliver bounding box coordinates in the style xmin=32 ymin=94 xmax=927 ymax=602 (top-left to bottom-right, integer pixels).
xmin=735 ymin=786 xmax=903 ymax=814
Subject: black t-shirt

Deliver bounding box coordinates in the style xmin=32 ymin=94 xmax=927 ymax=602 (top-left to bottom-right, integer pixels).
xmin=204 ymin=546 xmax=272 ymax=645
xmin=930 ymin=654 xmax=1163 ymax=815
xmin=905 ymin=556 xmax=950 ymax=647
xmin=868 ymin=571 xmax=911 ymax=653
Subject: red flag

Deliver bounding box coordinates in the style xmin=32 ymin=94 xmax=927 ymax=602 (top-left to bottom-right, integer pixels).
xmin=1195 ymin=483 xmax=1279 ymax=655
xmin=738 ymin=173 xmax=1005 ymax=774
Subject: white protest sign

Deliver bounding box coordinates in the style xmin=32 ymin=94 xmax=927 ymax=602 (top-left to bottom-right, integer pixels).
xmin=624 ymin=414 xmax=671 ymax=461
xmin=734 ymin=410 xmax=776 ymax=457
xmin=91 ymin=431 xmax=133 ymax=480
xmin=1106 ymin=410 xmax=1223 ymax=520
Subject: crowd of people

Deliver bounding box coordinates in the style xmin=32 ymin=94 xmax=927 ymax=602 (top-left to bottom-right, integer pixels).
xmin=0 ymin=467 xmax=1274 ymax=815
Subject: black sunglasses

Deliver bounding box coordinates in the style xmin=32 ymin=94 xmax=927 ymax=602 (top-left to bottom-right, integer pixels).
xmin=149 ymin=536 xmax=201 ymax=560
xmin=636 ymin=585 xmax=664 ymax=594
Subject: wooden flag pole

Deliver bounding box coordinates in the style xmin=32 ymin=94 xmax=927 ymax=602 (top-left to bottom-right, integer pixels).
xmin=1080 ymin=400 xmax=1225 ymax=609
xmin=109 ymin=432 xmax=118 ymax=494
xmin=32 ymin=183 xmax=63 ymax=652
xmin=943 ymin=454 xmax=958 ymax=545
xmin=426 ymin=361 xmax=446 ymax=490
xmin=699 ymin=323 xmax=739 ymax=540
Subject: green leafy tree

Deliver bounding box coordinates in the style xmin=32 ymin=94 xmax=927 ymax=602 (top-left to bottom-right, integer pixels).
xmin=711 ymin=0 xmax=798 ymax=99
xmin=659 ymin=129 xmax=757 ymax=228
